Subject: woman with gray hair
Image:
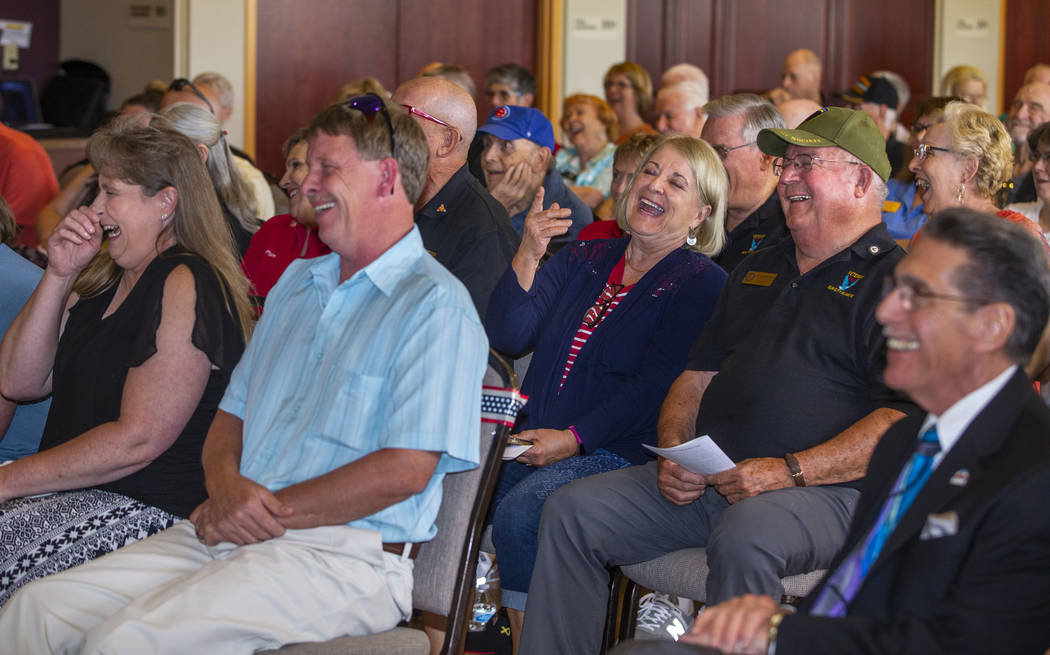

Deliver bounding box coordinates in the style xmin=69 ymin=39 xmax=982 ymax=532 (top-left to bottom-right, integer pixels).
xmin=155 ymin=102 xmax=261 ymax=255
xmin=485 ymin=134 xmax=729 ymax=650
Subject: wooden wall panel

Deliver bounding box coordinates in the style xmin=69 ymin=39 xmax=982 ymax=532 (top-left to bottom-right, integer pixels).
xmin=627 ymin=0 xmax=936 ymax=119
xmin=1003 ymin=0 xmax=1050 ymax=112
xmin=713 ymin=0 xmax=827 ymax=96
xmin=838 ymin=0 xmax=935 ymax=120
xmin=398 ymin=0 xmax=537 ymax=119
xmin=256 ymin=0 xmax=398 ymax=177
xmin=255 ymin=0 xmax=536 ymax=178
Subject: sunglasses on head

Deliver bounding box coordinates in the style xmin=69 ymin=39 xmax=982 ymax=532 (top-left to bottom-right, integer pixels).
xmin=168 ymin=78 xmax=215 ymax=115
xmin=344 ymin=93 xmax=396 ymax=160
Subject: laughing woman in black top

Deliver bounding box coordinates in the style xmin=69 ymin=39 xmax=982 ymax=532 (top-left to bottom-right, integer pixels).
xmin=0 ymin=118 xmax=252 ymax=605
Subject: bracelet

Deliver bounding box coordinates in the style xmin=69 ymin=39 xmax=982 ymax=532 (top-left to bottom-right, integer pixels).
xmin=784 ymin=453 xmax=806 ymax=487
xmin=568 ymin=425 xmax=583 ymax=454
xmin=766 ymin=611 xmax=785 ymax=655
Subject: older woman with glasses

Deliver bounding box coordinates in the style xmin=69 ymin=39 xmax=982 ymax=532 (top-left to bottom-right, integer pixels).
xmin=909 ymin=101 xmax=1047 ymax=248
xmin=485 ymin=134 xmax=729 ymax=650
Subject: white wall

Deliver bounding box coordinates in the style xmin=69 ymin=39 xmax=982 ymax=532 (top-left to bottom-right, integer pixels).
xmin=180 ymin=0 xmax=247 ymax=150
xmin=562 ymin=0 xmax=626 ymax=120
xmin=59 ymin=0 xmax=248 ymax=148
xmin=934 ymin=0 xmax=1003 ymax=113
xmin=59 ymin=0 xmax=175 ymax=112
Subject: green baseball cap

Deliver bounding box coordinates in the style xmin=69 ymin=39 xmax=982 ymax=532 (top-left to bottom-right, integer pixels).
xmin=757 ymin=106 xmax=891 ymax=182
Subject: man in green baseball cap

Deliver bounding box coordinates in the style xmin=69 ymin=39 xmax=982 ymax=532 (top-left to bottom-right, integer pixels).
xmin=756 ymin=105 xmax=893 ymax=274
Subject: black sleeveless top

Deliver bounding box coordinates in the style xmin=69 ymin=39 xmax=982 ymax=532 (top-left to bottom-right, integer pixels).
xmin=39 ymin=247 xmax=245 ymax=517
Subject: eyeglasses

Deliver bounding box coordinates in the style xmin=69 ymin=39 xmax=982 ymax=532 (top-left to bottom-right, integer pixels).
xmin=1029 ymin=149 xmax=1050 ymax=166
xmin=912 ymin=143 xmax=959 ymax=161
xmin=345 ymin=93 xmax=396 ymax=159
xmin=581 ymin=283 xmax=625 ymax=328
xmin=400 ymin=104 xmax=455 ymax=130
xmin=881 ymin=276 xmax=993 ymax=311
xmin=168 ymin=78 xmax=215 ymax=115
xmin=712 ymin=141 xmax=755 ymax=160
xmin=603 ymin=80 xmax=632 ymax=90
xmin=772 ymin=154 xmax=861 ymax=176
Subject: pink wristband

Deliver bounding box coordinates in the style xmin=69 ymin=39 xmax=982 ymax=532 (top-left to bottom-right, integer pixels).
xmin=568 ymin=425 xmax=582 ymax=445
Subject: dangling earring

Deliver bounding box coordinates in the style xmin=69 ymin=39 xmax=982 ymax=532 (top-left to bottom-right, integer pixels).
xmin=686 ymin=228 xmax=698 ymax=247
xmin=956 ymin=184 xmax=965 ymax=203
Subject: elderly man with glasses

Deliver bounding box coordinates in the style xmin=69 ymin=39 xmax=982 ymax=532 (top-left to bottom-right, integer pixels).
xmin=700 ymin=93 xmax=788 ymax=273
xmin=0 ymin=96 xmax=488 ymax=654
xmin=392 ymin=76 xmax=520 ymax=320
xmin=519 ymin=107 xmax=913 ymax=655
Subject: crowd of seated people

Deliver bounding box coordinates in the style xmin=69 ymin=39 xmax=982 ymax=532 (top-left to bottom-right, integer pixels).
xmin=0 ymin=50 xmax=1049 ymax=655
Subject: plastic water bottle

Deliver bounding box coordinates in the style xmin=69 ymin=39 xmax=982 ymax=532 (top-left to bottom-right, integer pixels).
xmin=469 ymin=552 xmax=499 ymax=631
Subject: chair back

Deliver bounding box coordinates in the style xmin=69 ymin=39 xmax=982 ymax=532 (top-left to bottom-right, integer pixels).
xmin=409 ymin=350 xmax=518 ymax=653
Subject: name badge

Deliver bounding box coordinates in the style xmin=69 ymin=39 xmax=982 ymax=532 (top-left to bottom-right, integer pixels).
xmin=742 ymin=271 xmax=777 ymax=287
xmin=883 ymin=200 xmax=902 ymax=212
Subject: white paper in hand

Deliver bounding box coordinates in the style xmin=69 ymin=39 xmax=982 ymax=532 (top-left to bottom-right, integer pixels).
xmin=643 ymin=436 xmax=734 ymax=475
xmin=503 ymin=444 xmax=533 ymax=460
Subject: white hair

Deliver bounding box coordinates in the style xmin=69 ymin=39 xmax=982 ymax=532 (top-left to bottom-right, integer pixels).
xmin=658 ymin=81 xmax=708 ymax=110
xmin=192 ymin=71 xmax=234 ymax=110
xmin=156 ymin=102 xmax=258 ymax=232
xmin=662 ymin=64 xmax=709 ymax=100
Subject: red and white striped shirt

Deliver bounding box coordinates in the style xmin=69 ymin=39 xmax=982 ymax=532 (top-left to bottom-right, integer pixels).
xmin=559 ymin=256 xmax=634 ymax=391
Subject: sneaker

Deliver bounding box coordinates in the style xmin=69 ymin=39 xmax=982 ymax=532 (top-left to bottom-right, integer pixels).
xmin=634 ymin=592 xmax=691 ymax=641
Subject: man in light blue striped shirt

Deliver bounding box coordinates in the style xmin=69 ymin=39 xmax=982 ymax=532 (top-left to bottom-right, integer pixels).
xmin=3 ymin=98 xmax=489 ymax=655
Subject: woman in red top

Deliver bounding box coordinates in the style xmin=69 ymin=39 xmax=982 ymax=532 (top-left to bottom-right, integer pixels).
xmin=241 ymin=128 xmax=330 ymax=312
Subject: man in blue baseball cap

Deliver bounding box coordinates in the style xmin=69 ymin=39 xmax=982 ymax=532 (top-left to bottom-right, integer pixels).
xmin=478 ymin=105 xmax=592 ymax=248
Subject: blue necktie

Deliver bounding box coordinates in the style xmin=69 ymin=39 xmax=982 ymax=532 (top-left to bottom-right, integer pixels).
xmin=810 ymin=425 xmax=942 ymax=617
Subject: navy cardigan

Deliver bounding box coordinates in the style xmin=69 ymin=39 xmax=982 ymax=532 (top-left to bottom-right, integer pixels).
xmin=486 ymin=238 xmax=727 ymax=464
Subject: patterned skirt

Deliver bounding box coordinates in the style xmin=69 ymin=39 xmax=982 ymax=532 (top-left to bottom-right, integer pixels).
xmin=0 ymin=488 xmax=177 ymax=606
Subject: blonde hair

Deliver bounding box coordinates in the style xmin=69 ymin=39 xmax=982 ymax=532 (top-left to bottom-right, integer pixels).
xmin=561 ymin=94 xmax=619 ymax=143
xmin=942 ymin=101 xmax=1013 ymax=201
xmin=940 ymin=65 xmax=987 ymax=96
xmin=155 ymin=102 xmax=260 ymax=234
xmin=77 ymin=117 xmax=253 ymax=341
xmin=615 ymin=135 xmax=728 ymax=256
xmin=336 ymin=77 xmax=389 ymax=102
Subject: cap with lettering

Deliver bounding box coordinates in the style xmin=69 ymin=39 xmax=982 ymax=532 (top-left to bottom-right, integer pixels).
xmin=757 ymin=106 xmax=891 ymax=182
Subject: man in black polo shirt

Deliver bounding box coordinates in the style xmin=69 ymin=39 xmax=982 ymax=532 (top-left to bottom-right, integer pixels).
xmin=392 ymin=77 xmax=520 ymax=319
xmin=519 ymin=108 xmax=910 ymax=655
xmin=702 ymin=94 xmax=787 ymax=273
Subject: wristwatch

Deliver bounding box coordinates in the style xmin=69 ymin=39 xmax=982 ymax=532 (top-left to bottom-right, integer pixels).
xmin=784 ymin=452 xmax=806 ymax=487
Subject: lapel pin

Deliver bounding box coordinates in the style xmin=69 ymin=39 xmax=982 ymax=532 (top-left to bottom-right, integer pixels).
xmin=949 ymin=469 xmax=970 ymax=487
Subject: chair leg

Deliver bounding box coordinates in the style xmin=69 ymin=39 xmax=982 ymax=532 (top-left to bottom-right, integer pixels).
xmin=602 ymin=569 xmax=627 ymax=653
xmin=618 ymin=579 xmax=642 ymax=644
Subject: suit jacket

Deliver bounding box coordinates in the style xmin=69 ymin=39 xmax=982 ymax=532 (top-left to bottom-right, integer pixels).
xmin=778 ymin=369 xmax=1050 ymax=655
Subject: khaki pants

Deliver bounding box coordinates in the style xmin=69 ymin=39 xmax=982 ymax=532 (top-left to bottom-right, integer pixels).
xmin=0 ymin=520 xmax=414 ymax=655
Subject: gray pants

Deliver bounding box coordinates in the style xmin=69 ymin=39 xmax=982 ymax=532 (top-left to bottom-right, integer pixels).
xmin=518 ymin=461 xmax=857 ymax=655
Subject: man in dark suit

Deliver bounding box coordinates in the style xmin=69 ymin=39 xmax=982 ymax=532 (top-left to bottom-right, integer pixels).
xmin=615 ymin=208 xmax=1050 ymax=655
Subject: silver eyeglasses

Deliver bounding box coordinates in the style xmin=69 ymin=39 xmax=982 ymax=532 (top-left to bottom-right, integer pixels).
xmin=772 ymin=154 xmax=861 ymax=176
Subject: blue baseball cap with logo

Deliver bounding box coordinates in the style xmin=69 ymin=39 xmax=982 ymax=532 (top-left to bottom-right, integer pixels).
xmin=478 ymin=105 xmax=555 ymax=151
